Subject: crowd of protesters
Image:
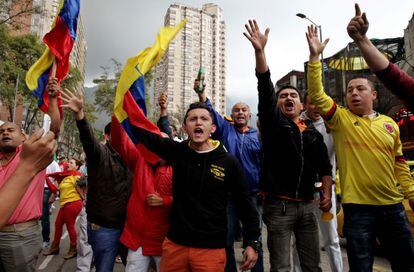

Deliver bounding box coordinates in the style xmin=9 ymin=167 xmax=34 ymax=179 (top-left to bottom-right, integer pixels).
xmin=1 ymin=3 xmax=414 ymax=272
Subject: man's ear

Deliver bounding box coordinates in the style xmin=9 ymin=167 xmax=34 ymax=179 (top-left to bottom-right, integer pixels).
xmin=182 ymin=122 xmax=188 ymax=134
xmin=372 ymin=90 xmax=378 ymax=100
xmin=210 ymin=124 xmax=217 ymax=135
xmin=20 ymin=130 xmax=27 ymax=142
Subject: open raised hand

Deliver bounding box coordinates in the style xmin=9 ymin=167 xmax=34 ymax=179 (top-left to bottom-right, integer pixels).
xmin=306 ymin=25 xmax=330 ymax=62
xmin=243 ymin=20 xmax=270 ymax=52
xmin=347 ymin=3 xmax=369 ymax=42
xmin=61 ymin=88 xmax=85 ymax=120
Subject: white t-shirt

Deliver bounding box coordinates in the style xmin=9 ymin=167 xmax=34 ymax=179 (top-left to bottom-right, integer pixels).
xmin=44 ymin=161 xmax=61 ymax=188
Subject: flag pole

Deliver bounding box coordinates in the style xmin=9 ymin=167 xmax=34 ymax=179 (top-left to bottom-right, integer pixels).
xmin=51 ymin=56 xmax=57 ymax=78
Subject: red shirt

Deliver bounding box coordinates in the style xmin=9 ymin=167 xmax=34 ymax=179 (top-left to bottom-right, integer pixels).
xmin=375 ymin=62 xmax=414 ymax=111
xmin=0 ymin=145 xmax=45 ymax=224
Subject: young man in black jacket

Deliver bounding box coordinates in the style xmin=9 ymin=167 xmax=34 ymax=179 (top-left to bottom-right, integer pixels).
xmin=244 ymin=20 xmax=333 ymax=272
xmin=60 ymin=88 xmax=132 ymax=272
xmin=128 ymin=102 xmax=261 ymax=271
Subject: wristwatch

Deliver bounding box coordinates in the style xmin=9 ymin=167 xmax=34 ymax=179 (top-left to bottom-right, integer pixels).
xmin=247 ymin=240 xmax=262 ymax=253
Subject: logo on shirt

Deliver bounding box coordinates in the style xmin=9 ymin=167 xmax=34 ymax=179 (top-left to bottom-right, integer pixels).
xmin=353 ymin=121 xmax=360 ymax=127
xmin=383 ymin=122 xmax=394 ymax=134
xmin=210 ymin=164 xmax=225 ymax=181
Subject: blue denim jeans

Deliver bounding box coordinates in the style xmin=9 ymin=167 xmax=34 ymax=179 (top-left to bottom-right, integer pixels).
xmin=225 ymin=193 xmax=264 ymax=272
xmin=343 ymin=203 xmax=414 ymax=272
xmin=41 ymin=188 xmax=52 ymax=242
xmin=87 ymin=222 xmax=121 ymax=272
xmin=263 ymin=200 xmax=321 ymax=272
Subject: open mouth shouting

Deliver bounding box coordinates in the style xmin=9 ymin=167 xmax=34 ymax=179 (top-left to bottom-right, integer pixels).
xmin=194 ymin=127 xmax=204 ymax=137
xmin=284 ymin=100 xmax=295 ymax=112
xmin=236 ymin=115 xmax=246 ymax=122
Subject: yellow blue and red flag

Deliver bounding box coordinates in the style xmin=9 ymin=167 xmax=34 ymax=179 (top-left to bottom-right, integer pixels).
xmin=114 ymin=19 xmax=187 ymax=164
xmin=25 ymin=0 xmax=80 ymax=115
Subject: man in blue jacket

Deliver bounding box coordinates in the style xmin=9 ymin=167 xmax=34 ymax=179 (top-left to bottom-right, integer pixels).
xmin=194 ymin=80 xmax=263 ymax=272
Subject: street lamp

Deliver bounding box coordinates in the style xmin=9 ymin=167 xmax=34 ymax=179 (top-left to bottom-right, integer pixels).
xmin=296 ymin=13 xmax=325 ymax=86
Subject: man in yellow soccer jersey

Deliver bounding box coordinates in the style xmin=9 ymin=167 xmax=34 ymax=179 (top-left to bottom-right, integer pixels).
xmin=305 ymin=16 xmax=414 ymax=271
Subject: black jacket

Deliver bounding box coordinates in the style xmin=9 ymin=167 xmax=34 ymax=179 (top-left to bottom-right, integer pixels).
xmin=76 ymin=118 xmax=132 ymax=229
xmin=257 ymin=70 xmax=332 ymax=200
xmin=130 ymin=126 xmax=260 ymax=248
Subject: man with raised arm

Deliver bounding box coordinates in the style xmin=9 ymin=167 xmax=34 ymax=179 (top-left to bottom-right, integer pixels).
xmin=0 ymin=79 xmax=60 ymax=272
xmin=306 ymin=22 xmax=414 ymax=271
xmin=60 ymin=88 xmax=132 ymax=271
xmin=347 ymin=3 xmax=414 ymax=111
xmin=244 ymin=20 xmax=333 ymax=272
xmin=194 ymin=81 xmax=263 ymax=272
xmin=125 ymin=101 xmax=261 ymax=271
xmin=0 ymin=129 xmax=56 ymax=228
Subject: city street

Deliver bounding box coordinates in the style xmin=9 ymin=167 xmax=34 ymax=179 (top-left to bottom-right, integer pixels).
xmin=36 ymin=203 xmax=391 ymax=272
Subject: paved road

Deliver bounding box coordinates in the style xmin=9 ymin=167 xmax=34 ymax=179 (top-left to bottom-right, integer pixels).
xmin=37 ymin=204 xmax=391 ymax=271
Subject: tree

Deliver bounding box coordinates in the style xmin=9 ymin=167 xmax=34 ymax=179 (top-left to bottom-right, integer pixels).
xmin=58 ymin=67 xmax=97 ymax=159
xmin=93 ymin=59 xmax=122 ymax=116
xmin=59 ymin=97 xmax=97 ymax=159
xmin=0 ymin=24 xmax=44 ymax=123
xmin=93 ymin=58 xmax=154 ymax=117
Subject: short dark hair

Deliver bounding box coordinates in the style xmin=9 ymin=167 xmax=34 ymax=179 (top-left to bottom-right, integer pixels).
xmin=349 ymin=76 xmax=375 ymax=90
xmin=104 ymin=122 xmax=111 ymax=136
xmin=183 ymin=102 xmax=213 ymax=123
xmin=71 ymin=158 xmax=83 ymax=168
xmin=276 ymin=85 xmax=303 ymax=102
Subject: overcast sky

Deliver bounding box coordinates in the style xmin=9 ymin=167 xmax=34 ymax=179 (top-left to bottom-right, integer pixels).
xmin=81 ymin=0 xmax=414 ymax=108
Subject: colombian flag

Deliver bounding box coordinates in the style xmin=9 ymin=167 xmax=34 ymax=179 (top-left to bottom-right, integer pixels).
xmin=25 ymin=0 xmax=80 ymax=115
xmin=114 ymin=19 xmax=187 ymax=164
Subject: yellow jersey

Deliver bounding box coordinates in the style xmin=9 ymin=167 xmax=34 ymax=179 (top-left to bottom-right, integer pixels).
xmin=59 ymin=175 xmax=82 ymax=206
xmin=307 ymin=61 xmax=414 ymax=205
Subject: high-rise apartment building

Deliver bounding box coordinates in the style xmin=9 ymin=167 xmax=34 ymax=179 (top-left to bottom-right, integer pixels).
xmin=154 ymin=3 xmax=226 ymax=115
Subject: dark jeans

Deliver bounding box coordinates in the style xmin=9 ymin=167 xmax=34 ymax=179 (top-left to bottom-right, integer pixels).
xmin=343 ymin=203 xmax=414 ymax=272
xmin=263 ymin=200 xmax=321 ymax=272
xmin=225 ymin=193 xmax=264 ymax=272
xmin=87 ymin=223 xmax=121 ymax=272
xmin=41 ymin=188 xmax=51 ymax=243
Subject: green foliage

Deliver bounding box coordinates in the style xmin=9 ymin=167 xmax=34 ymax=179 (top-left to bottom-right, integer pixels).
xmin=0 ymin=24 xmax=44 ymax=121
xmin=60 ymin=67 xmax=97 ymax=159
xmin=93 ymin=59 xmax=122 ymax=116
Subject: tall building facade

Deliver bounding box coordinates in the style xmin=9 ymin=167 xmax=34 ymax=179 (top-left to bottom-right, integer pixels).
xmin=154 ymin=3 xmax=226 ymax=115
